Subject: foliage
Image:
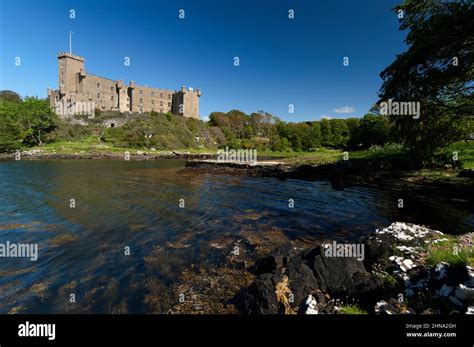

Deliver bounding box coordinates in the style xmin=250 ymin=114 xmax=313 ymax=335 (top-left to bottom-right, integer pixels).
xmin=425 ymin=235 xmax=473 ymax=267
xmin=378 ymin=0 xmax=474 ymax=160
xmin=0 ymin=94 xmax=57 ymax=151
xmin=340 ymin=305 xmax=368 ymax=315
xmin=0 ymin=90 xmax=21 ymax=103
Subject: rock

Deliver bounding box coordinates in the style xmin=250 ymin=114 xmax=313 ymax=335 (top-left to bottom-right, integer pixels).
xmin=421 ymin=308 xmax=440 ymax=314
xmin=242 ymin=242 xmax=384 ymax=314
xmin=375 ymin=222 xmax=438 ymax=241
xmin=448 ymin=295 xmax=463 ymax=307
xmin=374 ymin=298 xmax=415 ymax=315
xmin=240 ymin=223 xmax=470 ymax=315
xmin=241 ymin=272 xmax=280 ymax=314
xmin=400 ymin=259 xmax=414 ymax=272
xmin=249 ymin=243 xmax=299 ymax=275
xmin=302 ymin=295 xmax=318 ymax=314
xmin=430 ymin=263 xmax=468 ymax=288
xmin=434 ymin=262 xmax=449 ymax=280
xmin=466 ymin=266 xmax=474 ymax=287
xmin=438 ymin=284 xmax=452 ymax=297
xmin=454 ymin=284 xmax=474 ymax=301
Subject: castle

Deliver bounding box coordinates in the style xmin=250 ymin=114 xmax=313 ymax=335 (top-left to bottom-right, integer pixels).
xmin=48 ymin=52 xmax=201 ymax=120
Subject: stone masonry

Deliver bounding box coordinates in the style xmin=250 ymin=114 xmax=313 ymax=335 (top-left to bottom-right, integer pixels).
xmin=47 ymin=52 xmax=201 ymax=119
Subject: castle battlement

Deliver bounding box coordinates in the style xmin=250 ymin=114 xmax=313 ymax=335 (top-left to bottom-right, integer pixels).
xmin=57 ymin=52 xmax=85 ymax=62
xmin=48 ymin=53 xmax=201 ymax=121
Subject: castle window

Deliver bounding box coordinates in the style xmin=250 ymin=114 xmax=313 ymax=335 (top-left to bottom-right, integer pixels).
xmin=139 ymin=90 xmax=143 ymax=95
xmin=151 ymin=92 xmax=154 ymax=97
xmin=151 ymin=100 xmax=154 ymax=104
xmin=168 ymin=102 xmax=171 ymax=107
xmin=97 ymin=83 xmax=100 ymax=89
xmin=160 ymin=101 xmax=163 ymax=106
xmin=160 ymin=93 xmax=163 ymax=98
xmin=97 ymin=93 xmax=100 ymax=98
xmin=111 ymin=96 xmax=114 ymax=101
xmin=139 ymin=98 xmax=143 ymax=103
xmin=169 ymin=95 xmax=171 ymax=99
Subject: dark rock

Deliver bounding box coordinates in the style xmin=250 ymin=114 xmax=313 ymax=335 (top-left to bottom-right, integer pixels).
xmin=241 ymin=272 xmax=280 ymax=314
xmin=249 ymin=242 xmax=299 ymax=276
xmin=242 ymin=243 xmax=384 ymax=314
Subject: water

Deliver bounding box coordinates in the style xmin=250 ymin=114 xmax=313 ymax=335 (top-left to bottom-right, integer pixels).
xmin=0 ymin=160 xmax=472 ymax=313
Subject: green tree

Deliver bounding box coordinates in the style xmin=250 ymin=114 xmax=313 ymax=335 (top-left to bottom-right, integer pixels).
xmin=345 ymin=118 xmax=361 ymax=149
xmin=0 ymin=100 xmax=22 ymax=151
xmin=357 ymin=113 xmax=391 ymax=148
xmin=0 ymin=90 xmax=21 ymax=103
xmin=320 ymin=118 xmax=332 ymax=147
xmin=330 ymin=119 xmax=349 ymax=148
xmin=379 ymin=0 xmax=474 ymax=160
xmin=20 ymin=97 xmax=57 ymax=146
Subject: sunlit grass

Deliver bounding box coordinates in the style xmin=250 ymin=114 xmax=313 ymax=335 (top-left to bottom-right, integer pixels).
xmin=424 ymin=235 xmax=473 ymax=267
xmin=340 ymin=305 xmax=368 ymax=315
xmin=438 ymin=140 xmax=474 ymax=169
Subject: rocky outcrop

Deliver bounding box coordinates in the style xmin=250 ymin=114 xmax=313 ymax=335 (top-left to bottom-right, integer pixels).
xmin=239 ymin=222 xmax=473 ymax=314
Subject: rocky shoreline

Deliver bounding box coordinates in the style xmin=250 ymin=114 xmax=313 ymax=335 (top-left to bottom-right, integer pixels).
xmin=238 ymin=222 xmax=473 ymax=315
xmin=0 ymin=150 xmax=215 ymax=161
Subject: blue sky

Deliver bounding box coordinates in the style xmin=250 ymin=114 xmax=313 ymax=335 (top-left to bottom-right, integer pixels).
xmin=0 ymin=0 xmax=406 ymax=121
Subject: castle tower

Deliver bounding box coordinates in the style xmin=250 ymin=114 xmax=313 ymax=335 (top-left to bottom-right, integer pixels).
xmin=57 ymin=52 xmax=85 ymax=96
xmin=172 ymin=86 xmax=201 ymax=119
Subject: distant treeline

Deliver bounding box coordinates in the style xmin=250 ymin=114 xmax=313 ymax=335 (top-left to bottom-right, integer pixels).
xmin=208 ymin=110 xmax=392 ymax=152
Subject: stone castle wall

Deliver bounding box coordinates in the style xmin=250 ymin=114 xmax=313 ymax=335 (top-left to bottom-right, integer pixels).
xmin=48 ymin=52 xmax=201 ymax=122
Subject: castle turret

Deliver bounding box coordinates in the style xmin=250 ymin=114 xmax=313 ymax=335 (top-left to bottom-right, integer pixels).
xmin=172 ymin=85 xmax=201 ymax=119
xmin=57 ymin=52 xmax=85 ymax=96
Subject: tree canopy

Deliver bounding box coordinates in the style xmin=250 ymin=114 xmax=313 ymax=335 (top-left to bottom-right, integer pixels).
xmin=378 ymin=0 xmax=474 ymax=158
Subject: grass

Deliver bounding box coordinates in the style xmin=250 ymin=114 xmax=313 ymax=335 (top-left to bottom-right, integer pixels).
xmin=424 ymin=234 xmax=474 ymax=267
xmin=27 ymin=137 xmax=215 ymax=156
xmin=278 ymin=148 xmax=342 ymax=166
xmin=340 ymin=305 xmax=368 ymax=315
xmin=438 ymin=140 xmax=474 ymax=169
xmin=275 ymin=275 xmax=296 ymax=314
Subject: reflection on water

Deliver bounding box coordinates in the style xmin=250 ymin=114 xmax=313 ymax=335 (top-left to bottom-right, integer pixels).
xmin=0 ymin=160 xmax=472 ymax=313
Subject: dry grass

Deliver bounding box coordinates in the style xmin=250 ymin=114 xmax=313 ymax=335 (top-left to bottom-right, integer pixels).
xmin=275 ymin=275 xmax=296 ymax=314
